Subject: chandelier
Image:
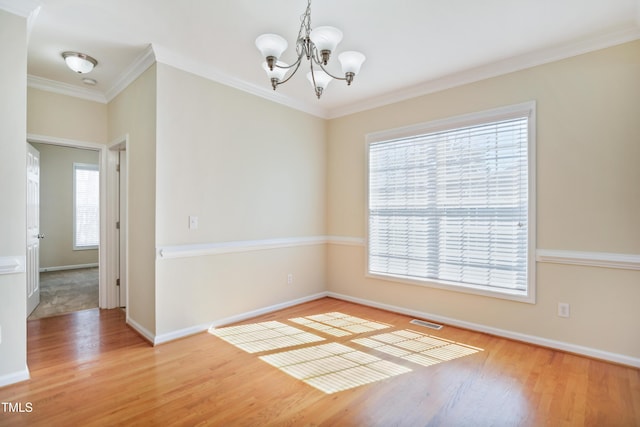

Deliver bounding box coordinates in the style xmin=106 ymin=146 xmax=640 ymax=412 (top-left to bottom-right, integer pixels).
xmin=255 ymin=0 xmax=366 ymax=99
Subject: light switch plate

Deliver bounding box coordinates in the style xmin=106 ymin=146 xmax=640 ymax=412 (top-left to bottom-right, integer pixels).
xmin=558 ymin=302 xmax=570 ymax=318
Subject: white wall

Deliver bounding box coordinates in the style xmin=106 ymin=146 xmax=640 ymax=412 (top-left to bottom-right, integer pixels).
xmin=0 ymin=9 xmax=28 ymax=386
xmin=326 ymin=40 xmax=640 ymax=362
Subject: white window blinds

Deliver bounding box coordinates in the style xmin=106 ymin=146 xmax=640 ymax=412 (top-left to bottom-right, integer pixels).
xmin=73 ymin=163 xmax=99 ymax=249
xmin=368 ymin=107 xmax=533 ymax=298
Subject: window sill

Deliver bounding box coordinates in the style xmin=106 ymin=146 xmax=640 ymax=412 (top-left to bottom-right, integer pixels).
xmin=366 ymin=271 xmax=535 ymax=304
xmin=73 ymin=245 xmax=98 ymax=251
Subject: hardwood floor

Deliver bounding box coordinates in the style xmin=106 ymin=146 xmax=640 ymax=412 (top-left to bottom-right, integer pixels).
xmin=1 ymin=298 xmax=639 ymax=426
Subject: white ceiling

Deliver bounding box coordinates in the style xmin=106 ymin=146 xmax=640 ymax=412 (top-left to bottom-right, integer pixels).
xmin=3 ymin=0 xmax=640 ymax=118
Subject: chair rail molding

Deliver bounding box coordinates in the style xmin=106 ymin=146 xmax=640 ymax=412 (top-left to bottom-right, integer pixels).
xmin=536 ymin=249 xmax=640 ymax=271
xmin=0 ymin=256 xmax=25 ymax=275
xmin=157 ymin=236 xmax=329 ymax=259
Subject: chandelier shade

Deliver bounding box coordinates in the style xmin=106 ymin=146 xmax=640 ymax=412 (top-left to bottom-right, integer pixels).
xmin=307 ymin=69 xmax=332 ymax=95
xmin=263 ymin=61 xmax=289 ymax=89
xmin=338 ymin=51 xmax=366 ymax=85
xmin=255 ymin=34 xmax=288 ymax=62
xmin=338 ymin=51 xmax=366 ymax=75
xmin=255 ymin=0 xmax=365 ymax=99
xmin=309 ymin=26 xmax=342 ymax=62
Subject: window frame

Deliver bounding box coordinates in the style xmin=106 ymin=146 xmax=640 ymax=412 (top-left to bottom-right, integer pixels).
xmin=73 ymin=162 xmax=100 ymax=251
xmin=365 ymin=101 xmax=536 ymax=303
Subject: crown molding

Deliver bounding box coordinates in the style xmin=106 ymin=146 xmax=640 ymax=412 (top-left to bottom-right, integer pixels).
xmin=105 ymin=44 xmax=156 ymax=102
xmin=328 ymin=24 xmax=640 ymax=119
xmin=0 ymin=0 xmax=41 ymax=42
xmin=29 ymin=42 xmax=330 ymax=117
xmin=28 ymin=45 xmax=155 ymax=105
xmin=25 ymin=21 xmax=640 ymax=118
xmin=27 ymin=75 xmax=107 ymax=103
xmin=152 ymin=44 xmax=330 ymax=119
xmin=0 ymin=0 xmax=40 ymax=18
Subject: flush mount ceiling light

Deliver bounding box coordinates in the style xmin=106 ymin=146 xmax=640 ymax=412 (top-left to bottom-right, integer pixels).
xmin=255 ymin=0 xmax=366 ymax=99
xmin=62 ymin=51 xmax=98 ymax=74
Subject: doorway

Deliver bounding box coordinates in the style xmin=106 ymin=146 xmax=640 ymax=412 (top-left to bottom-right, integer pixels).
xmin=27 ymin=142 xmax=100 ymax=319
xmin=26 ymin=135 xmax=118 ymax=317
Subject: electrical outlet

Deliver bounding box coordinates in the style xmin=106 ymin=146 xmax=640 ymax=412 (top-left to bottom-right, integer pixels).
xmin=287 ymin=274 xmax=293 ymax=285
xmin=189 ymin=215 xmax=198 ymax=230
xmin=558 ymin=302 xmax=570 ymax=318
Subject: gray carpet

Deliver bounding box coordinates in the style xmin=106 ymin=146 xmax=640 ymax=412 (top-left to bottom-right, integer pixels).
xmin=28 ymin=267 xmax=99 ymax=320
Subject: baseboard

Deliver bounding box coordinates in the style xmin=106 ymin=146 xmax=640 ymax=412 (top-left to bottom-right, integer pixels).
xmin=206 ymin=292 xmax=329 ymax=330
xmin=126 ymin=316 xmax=155 ymax=345
xmin=40 ymin=263 xmax=99 ymax=273
xmin=126 ymin=290 xmax=640 ymax=367
xmin=0 ymin=367 xmax=30 ymax=388
xmin=154 ymin=292 xmax=329 ymax=345
xmin=327 ymin=292 xmax=640 ymax=368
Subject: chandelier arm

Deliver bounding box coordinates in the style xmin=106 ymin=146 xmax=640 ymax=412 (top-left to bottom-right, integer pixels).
xmin=275 ymin=56 xmax=304 ymax=86
xmin=274 ymin=55 xmax=303 ymax=71
xmin=309 ymin=62 xmax=322 ymax=98
xmin=316 ymin=61 xmax=348 ymax=81
xmin=308 ymin=45 xmax=323 ymax=67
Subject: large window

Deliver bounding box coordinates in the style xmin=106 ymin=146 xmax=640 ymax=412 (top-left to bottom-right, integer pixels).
xmin=73 ymin=163 xmax=99 ymax=250
xmin=367 ymin=102 xmax=535 ymax=302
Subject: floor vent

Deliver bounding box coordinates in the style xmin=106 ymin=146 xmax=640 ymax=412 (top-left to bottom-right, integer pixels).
xmin=410 ymin=319 xmax=443 ymax=330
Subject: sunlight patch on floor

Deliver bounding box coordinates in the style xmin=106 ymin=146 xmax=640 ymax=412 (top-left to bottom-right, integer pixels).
xmin=260 ymin=342 xmax=412 ymax=394
xmin=209 ymin=321 xmax=324 ymax=353
xmin=352 ymin=329 xmax=483 ymax=367
xmin=290 ymin=312 xmax=391 ymax=337
xmin=209 ymin=313 xmax=482 ymax=394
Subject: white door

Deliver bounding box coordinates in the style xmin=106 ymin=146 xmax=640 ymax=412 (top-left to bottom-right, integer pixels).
xmin=118 ymin=150 xmax=127 ymax=307
xmin=26 ymin=143 xmax=41 ymax=317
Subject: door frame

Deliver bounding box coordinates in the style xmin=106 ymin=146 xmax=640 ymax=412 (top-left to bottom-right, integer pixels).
xmin=107 ymin=135 xmax=128 ymax=310
xmin=26 ymin=134 xmax=115 ymax=308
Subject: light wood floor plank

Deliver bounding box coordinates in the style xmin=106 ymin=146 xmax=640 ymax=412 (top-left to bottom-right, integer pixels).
xmin=0 ymin=297 xmax=638 ymax=426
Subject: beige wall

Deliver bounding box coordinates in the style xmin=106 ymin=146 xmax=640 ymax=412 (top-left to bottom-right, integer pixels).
xmin=155 ymin=64 xmax=326 ymax=246
xmin=154 ymin=64 xmax=327 ymax=335
xmin=27 ymin=88 xmax=108 ymax=144
xmin=326 ymin=40 xmax=640 ymax=358
xmin=0 ymin=10 xmax=28 ymax=383
xmin=107 ymin=64 xmax=157 ymax=335
xmin=12 ymin=33 xmax=639 ymax=364
xmin=31 ymin=143 xmax=99 ymax=269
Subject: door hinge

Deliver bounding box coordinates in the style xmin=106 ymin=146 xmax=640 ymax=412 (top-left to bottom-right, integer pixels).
xmin=116 ymin=221 xmax=120 ymax=229
xmin=116 ymin=278 xmax=120 ymax=287
xmin=116 ymin=164 xmax=120 ymax=172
